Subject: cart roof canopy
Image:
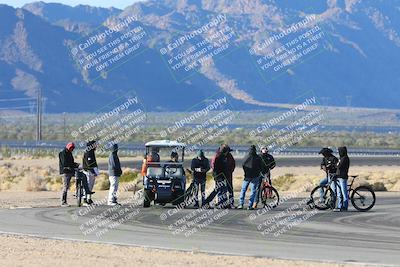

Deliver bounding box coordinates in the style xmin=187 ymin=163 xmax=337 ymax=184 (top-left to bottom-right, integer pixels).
xmin=145 ymin=140 xmax=185 ymax=148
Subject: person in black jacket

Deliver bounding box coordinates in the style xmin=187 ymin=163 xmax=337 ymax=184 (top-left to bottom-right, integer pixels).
xmin=82 ymin=140 xmax=98 ymax=205
xmin=335 ymin=146 xmax=350 ymax=211
xmin=108 ymin=143 xmax=122 ymax=205
xmin=59 ymin=142 xmax=79 ymax=207
xmin=238 ymin=145 xmax=263 ymax=210
xmin=254 ymin=146 xmax=276 ymax=208
xmin=203 ymin=145 xmax=229 ymax=208
xmin=318 ymin=147 xmax=338 ymax=202
xmin=191 ymin=150 xmax=210 ymax=208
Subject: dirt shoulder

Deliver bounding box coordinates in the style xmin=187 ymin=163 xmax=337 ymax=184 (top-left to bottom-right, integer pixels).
xmin=0 ymin=234 xmax=368 ymax=267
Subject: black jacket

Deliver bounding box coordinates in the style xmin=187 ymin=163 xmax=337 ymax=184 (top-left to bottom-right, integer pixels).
xmin=336 ymin=147 xmax=350 ymax=179
xmin=59 ymin=148 xmax=78 ymax=175
xmin=321 ymin=154 xmax=338 ymax=174
xmin=242 ymin=151 xmax=263 ymax=179
xmin=83 ymin=149 xmax=98 ymax=172
xmin=108 ymin=151 xmax=122 ymax=176
xmin=213 ymin=153 xmax=228 ymax=181
xmin=191 ymin=156 xmax=210 ymax=181
xmin=260 ymin=153 xmax=276 ymax=174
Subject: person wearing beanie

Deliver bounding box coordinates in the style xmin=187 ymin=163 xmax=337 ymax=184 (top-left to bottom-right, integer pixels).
xmin=190 ymin=149 xmax=210 ymax=208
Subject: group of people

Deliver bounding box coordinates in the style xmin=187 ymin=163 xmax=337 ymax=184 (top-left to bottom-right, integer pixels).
xmin=59 ymin=141 xmax=122 ymax=207
xmin=190 ymin=144 xmax=275 ymax=210
xmin=318 ymin=146 xmax=350 ymax=211
xmin=59 ymin=140 xmax=350 ymax=212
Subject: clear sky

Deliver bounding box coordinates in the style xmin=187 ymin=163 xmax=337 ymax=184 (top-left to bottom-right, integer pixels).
xmin=0 ymin=0 xmax=143 ymax=9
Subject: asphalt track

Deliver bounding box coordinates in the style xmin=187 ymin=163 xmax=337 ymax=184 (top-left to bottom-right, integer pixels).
xmin=0 ymin=194 xmax=399 ymax=265
xmin=100 ymin=156 xmax=400 ymax=170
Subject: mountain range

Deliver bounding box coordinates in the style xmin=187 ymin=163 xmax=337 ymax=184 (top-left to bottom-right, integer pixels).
xmin=0 ymin=0 xmax=400 ymax=113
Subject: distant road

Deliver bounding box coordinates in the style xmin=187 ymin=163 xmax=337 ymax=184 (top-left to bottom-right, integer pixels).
xmin=1 ymin=140 xmax=400 ymax=155
xmin=98 ymin=155 xmax=399 ymax=170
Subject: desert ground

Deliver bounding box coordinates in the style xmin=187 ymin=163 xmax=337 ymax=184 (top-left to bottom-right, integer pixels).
xmin=0 ymin=234 xmax=377 ymax=267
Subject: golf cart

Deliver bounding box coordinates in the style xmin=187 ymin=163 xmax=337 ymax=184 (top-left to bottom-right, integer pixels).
xmin=142 ymin=140 xmax=186 ymax=207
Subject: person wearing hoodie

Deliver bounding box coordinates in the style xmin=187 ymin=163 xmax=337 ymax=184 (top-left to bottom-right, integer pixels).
xmin=82 ymin=140 xmax=99 ymax=205
xmin=335 ymin=146 xmax=350 ymax=211
xmin=211 ymin=144 xmax=235 ymax=208
xmin=191 ymin=150 xmax=210 ymax=208
xmin=238 ymin=145 xmax=263 ymax=210
xmin=204 ymin=145 xmax=229 ymax=208
xmin=224 ymin=145 xmax=236 ymax=208
xmin=108 ymin=144 xmax=122 ymax=206
xmin=59 ymin=142 xmax=93 ymax=207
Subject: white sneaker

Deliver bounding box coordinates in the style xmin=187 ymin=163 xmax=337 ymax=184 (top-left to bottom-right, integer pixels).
xmin=61 ymin=203 xmax=70 ymax=207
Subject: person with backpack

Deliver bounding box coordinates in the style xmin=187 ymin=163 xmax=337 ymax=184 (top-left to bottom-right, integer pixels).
xmin=108 ymin=143 xmax=122 ymax=206
xmin=237 ymin=145 xmax=263 ymax=210
xmin=191 ymin=150 xmax=210 ymax=208
xmin=334 ymin=146 xmax=350 ymax=211
xmin=82 ymin=140 xmax=98 ymax=205
xmin=59 ymin=142 xmax=93 ymax=207
xmin=254 ymin=146 xmax=276 ymax=208
xmin=318 ymin=147 xmax=339 ymax=203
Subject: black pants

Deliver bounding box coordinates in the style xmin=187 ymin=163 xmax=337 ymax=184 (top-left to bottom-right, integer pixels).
xmin=204 ymin=180 xmax=228 ymax=207
xmin=226 ymin=177 xmax=234 ymax=205
xmin=193 ymin=178 xmax=206 ymax=205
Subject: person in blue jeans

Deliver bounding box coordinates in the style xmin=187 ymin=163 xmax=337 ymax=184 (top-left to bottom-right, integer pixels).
xmin=335 ymin=146 xmax=350 ymax=211
xmin=318 ymin=147 xmax=338 ymax=203
xmin=237 ymin=145 xmax=262 ymax=210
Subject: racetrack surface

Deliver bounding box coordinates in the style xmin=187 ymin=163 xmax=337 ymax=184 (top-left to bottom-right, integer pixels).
xmin=0 ymin=194 xmax=399 ymax=265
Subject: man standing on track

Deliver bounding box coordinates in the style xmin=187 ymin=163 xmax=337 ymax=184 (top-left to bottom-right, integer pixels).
xmin=225 ymin=145 xmax=236 ymax=208
xmin=334 ymin=146 xmax=350 ymax=212
xmin=254 ymin=146 xmax=276 ymax=209
xmin=191 ymin=149 xmax=210 ymax=208
xmin=204 ymin=145 xmax=229 ymax=208
xmin=238 ymin=145 xmax=263 ymax=210
xmin=59 ymin=142 xmax=79 ymax=207
xmin=82 ymin=140 xmax=98 ymax=205
xmin=108 ymin=143 xmax=122 ymax=206
xmin=318 ymin=147 xmax=338 ymax=203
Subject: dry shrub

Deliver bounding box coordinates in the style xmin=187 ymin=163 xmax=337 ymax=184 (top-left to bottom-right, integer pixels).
xmin=25 ymin=174 xmax=47 ymax=191
xmin=94 ymin=173 xmax=110 ymax=191
xmin=371 ymin=182 xmax=387 ymax=191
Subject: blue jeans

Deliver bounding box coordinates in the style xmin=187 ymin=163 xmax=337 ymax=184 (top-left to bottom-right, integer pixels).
xmin=319 ymin=174 xmax=336 ymax=201
xmin=239 ymin=177 xmax=260 ymax=207
xmin=336 ymin=178 xmax=348 ymax=209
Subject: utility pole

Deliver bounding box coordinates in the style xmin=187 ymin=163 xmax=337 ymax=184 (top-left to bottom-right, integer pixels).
xmin=36 ymin=88 xmax=42 ymax=142
xmin=63 ymin=112 xmax=66 ymax=140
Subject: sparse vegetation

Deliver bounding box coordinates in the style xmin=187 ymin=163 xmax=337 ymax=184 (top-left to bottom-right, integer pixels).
xmin=372 ymin=181 xmax=388 ymax=191
xmin=273 ymin=174 xmax=297 ymax=191
xmin=1 ymin=111 xmax=400 ymax=153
